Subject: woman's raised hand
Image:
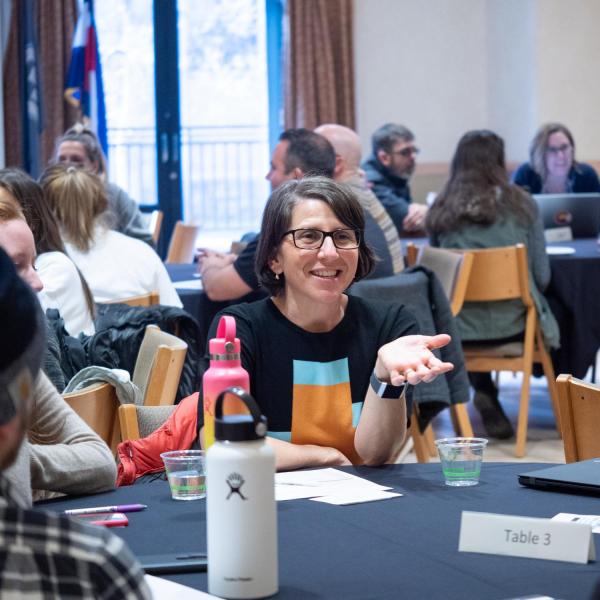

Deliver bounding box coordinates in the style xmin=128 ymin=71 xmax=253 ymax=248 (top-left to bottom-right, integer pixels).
xmin=376 ymin=334 xmax=454 ymax=386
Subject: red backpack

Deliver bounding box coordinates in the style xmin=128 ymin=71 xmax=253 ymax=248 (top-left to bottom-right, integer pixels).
xmin=116 ymin=393 xmax=201 ymax=486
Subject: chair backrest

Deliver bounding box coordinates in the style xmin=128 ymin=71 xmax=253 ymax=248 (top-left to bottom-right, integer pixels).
xmin=62 ymin=383 xmax=120 ymax=454
xmin=132 ymin=324 xmax=188 ymax=406
xmin=556 ymin=374 xmax=600 ymax=463
xmin=149 ymin=210 xmax=164 ymax=244
xmin=118 ymin=403 xmax=177 ymax=441
xmin=416 ymin=246 xmax=474 ymax=316
xmin=105 ymin=291 xmax=160 ymax=307
xmin=166 ymin=221 xmax=200 ymax=263
xmin=461 ymin=244 xmax=532 ymax=305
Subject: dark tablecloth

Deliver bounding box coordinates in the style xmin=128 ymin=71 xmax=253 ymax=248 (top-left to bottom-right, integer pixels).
xmin=546 ymin=239 xmax=600 ymax=378
xmin=40 ymin=463 xmax=600 ymax=600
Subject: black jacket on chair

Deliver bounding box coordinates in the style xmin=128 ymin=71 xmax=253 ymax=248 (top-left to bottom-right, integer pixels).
xmin=45 ymin=305 xmax=201 ymax=402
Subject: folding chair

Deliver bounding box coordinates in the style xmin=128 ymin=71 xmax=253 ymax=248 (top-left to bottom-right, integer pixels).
xmin=459 ymin=244 xmax=560 ymax=458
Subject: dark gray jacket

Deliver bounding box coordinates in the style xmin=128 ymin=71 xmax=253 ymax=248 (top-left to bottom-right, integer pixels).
xmin=361 ymin=153 xmax=412 ymax=236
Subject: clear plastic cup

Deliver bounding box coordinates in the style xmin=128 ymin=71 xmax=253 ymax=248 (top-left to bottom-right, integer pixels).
xmin=434 ymin=437 xmax=488 ymax=487
xmin=161 ymin=450 xmax=206 ymax=500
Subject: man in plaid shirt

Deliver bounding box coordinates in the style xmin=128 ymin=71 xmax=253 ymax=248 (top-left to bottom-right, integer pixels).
xmin=0 ymin=248 xmax=151 ymax=599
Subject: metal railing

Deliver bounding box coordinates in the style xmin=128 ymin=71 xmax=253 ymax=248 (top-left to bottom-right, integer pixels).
xmin=107 ymin=125 xmax=269 ymax=231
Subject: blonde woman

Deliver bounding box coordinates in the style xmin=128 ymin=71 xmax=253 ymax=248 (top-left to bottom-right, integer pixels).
xmin=40 ymin=164 xmax=182 ymax=307
xmin=53 ymin=123 xmax=152 ymax=244
xmin=512 ymin=122 xmax=600 ymax=194
xmin=0 ymin=168 xmax=95 ymax=336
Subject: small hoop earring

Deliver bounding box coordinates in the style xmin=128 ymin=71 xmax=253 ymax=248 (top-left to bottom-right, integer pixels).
xmin=275 ymin=273 xmax=280 ymax=281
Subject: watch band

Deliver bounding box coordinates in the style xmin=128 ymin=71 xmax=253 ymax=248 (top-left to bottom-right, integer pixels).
xmin=370 ymin=371 xmax=405 ymax=399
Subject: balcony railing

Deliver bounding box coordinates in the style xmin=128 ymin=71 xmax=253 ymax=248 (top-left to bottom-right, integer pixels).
xmin=107 ymin=125 xmax=270 ymax=231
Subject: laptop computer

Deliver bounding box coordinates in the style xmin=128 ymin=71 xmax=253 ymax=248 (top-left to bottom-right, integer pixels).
xmin=519 ymin=458 xmax=600 ymax=496
xmin=532 ymin=193 xmax=600 ymax=238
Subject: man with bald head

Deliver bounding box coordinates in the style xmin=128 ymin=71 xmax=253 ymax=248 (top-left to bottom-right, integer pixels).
xmin=315 ymin=124 xmax=404 ymax=275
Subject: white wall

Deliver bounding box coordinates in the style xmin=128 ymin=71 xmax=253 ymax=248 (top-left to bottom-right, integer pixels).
xmin=354 ymin=0 xmax=600 ymax=164
xmin=535 ymin=0 xmax=600 ymax=161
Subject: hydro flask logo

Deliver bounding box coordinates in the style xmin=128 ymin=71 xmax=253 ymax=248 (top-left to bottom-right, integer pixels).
xmin=226 ymin=472 xmax=247 ymax=500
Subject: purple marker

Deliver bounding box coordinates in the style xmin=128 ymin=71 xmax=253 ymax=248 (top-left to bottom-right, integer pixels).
xmin=64 ymin=504 xmax=147 ymax=515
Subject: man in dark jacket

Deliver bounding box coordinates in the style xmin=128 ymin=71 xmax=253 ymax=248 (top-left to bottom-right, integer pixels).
xmin=361 ymin=123 xmax=427 ymax=236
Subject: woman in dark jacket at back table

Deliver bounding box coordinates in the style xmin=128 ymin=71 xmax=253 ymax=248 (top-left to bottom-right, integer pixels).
xmin=427 ymin=130 xmax=559 ymax=440
xmin=512 ymin=122 xmax=600 ymax=194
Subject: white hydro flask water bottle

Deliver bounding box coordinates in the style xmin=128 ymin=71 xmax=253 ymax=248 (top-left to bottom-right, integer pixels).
xmin=206 ymin=386 xmax=278 ymax=599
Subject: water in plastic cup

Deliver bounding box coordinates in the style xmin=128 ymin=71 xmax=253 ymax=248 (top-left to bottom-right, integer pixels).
xmin=435 ymin=437 xmax=488 ymax=487
xmin=160 ymin=450 xmax=206 ymax=500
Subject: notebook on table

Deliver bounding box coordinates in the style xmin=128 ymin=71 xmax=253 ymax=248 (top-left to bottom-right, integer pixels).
xmin=532 ymin=193 xmax=600 ymax=238
xmin=519 ymin=459 xmax=600 ymax=496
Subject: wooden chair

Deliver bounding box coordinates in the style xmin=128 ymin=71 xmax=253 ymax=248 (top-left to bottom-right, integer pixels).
xmin=62 ymin=383 xmax=121 ymax=454
xmin=105 ymin=291 xmax=160 ymax=307
xmin=459 ymin=244 xmax=560 ymax=458
xmin=556 ymin=374 xmax=600 ymax=463
xmin=165 ymin=221 xmax=200 ymax=263
xmin=118 ymin=403 xmax=176 ymax=442
xmin=405 ymin=243 xmax=475 ymax=452
xmin=149 ymin=209 xmax=164 ymax=244
xmin=405 ymin=243 xmax=473 ymax=316
xmin=132 ymin=324 xmax=188 ymax=406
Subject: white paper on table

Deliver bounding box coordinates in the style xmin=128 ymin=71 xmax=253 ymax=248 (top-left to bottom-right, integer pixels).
xmin=174 ymin=279 xmax=203 ymax=290
xmin=311 ymin=489 xmax=402 ymax=506
xmin=275 ymin=485 xmax=326 ymax=501
xmin=275 ymin=468 xmax=394 ymax=501
xmin=144 ymin=575 xmax=221 ymax=599
xmin=552 ymin=513 xmax=600 ymax=533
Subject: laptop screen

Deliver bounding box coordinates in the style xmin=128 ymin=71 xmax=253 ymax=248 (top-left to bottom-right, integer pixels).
xmin=532 ymin=193 xmax=600 ymax=238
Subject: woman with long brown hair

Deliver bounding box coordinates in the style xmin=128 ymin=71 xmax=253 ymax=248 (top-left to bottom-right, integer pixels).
xmin=427 ymin=130 xmax=559 ymax=439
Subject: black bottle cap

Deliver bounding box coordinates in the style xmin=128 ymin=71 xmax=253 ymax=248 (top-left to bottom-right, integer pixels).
xmin=214 ymin=387 xmax=268 ymax=442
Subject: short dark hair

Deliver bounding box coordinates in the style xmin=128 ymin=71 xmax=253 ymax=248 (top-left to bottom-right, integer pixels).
xmin=371 ymin=123 xmax=414 ymax=155
xmin=279 ymin=129 xmax=336 ymax=178
xmin=255 ymin=176 xmax=375 ymax=295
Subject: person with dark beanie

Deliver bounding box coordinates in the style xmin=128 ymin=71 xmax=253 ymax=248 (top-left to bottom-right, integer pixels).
xmin=0 ymin=249 xmax=151 ymax=598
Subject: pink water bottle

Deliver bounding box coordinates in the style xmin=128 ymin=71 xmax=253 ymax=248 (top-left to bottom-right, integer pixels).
xmin=202 ymin=315 xmax=250 ymax=448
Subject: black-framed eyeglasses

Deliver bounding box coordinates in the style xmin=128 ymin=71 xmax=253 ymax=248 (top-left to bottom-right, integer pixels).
xmin=283 ymin=228 xmax=361 ymax=250
xmin=391 ymin=146 xmax=420 ymax=157
xmin=546 ymin=144 xmax=572 ymax=155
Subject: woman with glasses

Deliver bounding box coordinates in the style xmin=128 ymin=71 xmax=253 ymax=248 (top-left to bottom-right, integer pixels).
xmin=512 ymin=122 xmax=600 ymax=194
xmin=205 ymin=176 xmax=453 ymax=470
xmin=427 ymin=130 xmax=560 ymax=440
xmin=53 ymin=124 xmax=153 ymax=245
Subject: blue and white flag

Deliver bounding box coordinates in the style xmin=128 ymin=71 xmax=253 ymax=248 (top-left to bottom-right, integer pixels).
xmin=65 ymin=0 xmax=107 ymax=154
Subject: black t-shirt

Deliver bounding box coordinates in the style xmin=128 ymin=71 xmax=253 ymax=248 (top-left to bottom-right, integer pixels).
xmin=232 ymin=236 xmax=260 ymax=290
xmin=204 ymin=296 xmax=417 ymax=461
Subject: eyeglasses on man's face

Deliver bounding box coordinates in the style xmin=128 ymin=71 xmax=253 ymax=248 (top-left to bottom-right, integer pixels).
xmin=283 ymin=228 xmax=361 ymax=250
xmin=546 ymin=144 xmax=572 ymax=156
xmin=391 ymin=146 xmax=420 ymax=158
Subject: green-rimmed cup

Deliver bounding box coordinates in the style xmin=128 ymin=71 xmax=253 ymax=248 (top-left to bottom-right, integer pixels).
xmin=434 ymin=437 xmax=488 ymax=487
xmin=160 ymin=450 xmax=205 ymax=500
